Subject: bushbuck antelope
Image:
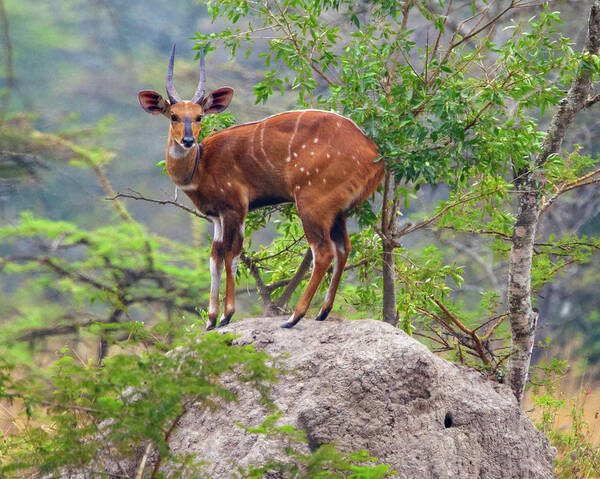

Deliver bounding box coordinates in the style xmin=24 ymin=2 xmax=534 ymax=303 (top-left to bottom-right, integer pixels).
xmin=138 ymin=46 xmax=384 ymax=330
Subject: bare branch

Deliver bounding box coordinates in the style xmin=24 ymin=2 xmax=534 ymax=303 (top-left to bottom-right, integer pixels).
xmin=107 ymin=190 xmax=211 ymax=221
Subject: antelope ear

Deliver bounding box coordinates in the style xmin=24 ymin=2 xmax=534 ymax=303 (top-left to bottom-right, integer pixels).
xmin=202 ymin=87 xmax=234 ymax=115
xmin=138 ymin=90 xmax=170 ymax=116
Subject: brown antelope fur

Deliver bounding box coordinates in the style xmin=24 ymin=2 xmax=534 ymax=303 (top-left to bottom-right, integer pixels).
xmin=138 ymin=46 xmax=384 ymax=330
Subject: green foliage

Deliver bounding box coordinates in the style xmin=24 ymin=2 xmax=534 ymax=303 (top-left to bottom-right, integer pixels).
xmin=236 ymin=414 xmax=396 ymax=478
xmin=0 ymin=212 xmax=212 ymax=367
xmin=529 ymin=360 xmax=600 ymax=479
xmin=0 ymin=325 xmax=279 ymax=477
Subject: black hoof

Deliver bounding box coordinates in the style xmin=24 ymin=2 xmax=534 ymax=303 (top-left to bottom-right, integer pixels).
xmin=206 ymin=324 xmax=216 ymax=331
xmin=280 ymin=322 xmax=295 ymax=329
xmin=315 ymin=307 xmax=331 ymax=322
xmin=217 ymin=313 xmax=233 ymax=328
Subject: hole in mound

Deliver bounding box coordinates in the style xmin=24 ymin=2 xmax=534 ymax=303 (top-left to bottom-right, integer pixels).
xmin=444 ymin=412 xmax=453 ymax=428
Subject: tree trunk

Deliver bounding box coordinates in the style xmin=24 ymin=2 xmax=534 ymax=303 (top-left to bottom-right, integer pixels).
xmin=506 ymin=170 xmax=540 ymax=404
xmin=507 ymin=0 xmax=600 ymax=404
xmin=380 ymin=171 xmax=399 ymax=326
xmin=382 ymin=238 xmax=398 ymax=326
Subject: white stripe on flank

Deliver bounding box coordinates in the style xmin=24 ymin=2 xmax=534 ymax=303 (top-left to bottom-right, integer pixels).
xmin=260 ymin=121 xmax=274 ymax=168
xmin=250 ymin=124 xmax=258 ymax=163
xmin=288 ymin=111 xmax=306 ymax=161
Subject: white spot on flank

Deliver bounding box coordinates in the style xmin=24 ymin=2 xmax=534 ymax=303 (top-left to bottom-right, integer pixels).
xmin=306 ymin=171 xmax=310 ymax=176
xmin=314 ymin=138 xmax=319 ymax=143
xmin=326 ymin=153 xmax=330 ymax=158
xmin=310 ymin=151 xmax=314 ymax=156
xmin=308 ymin=180 xmax=311 ymax=185
xmin=285 ymin=156 xmax=291 ymax=162
xmin=300 ymin=167 xmax=304 ymax=172
xmin=295 ymin=185 xmax=301 ymax=190
xmin=323 ymin=178 xmax=327 ymax=183
xmin=316 ymin=168 xmax=319 ymax=173
xmin=337 ymin=121 xmax=341 ymax=127
xmin=293 ymin=152 xmax=298 ymax=158
xmin=302 ymin=144 xmax=306 ymax=149
xmin=352 ymin=155 xmax=356 ymax=159
xmin=227 ymin=181 xmax=232 ymax=187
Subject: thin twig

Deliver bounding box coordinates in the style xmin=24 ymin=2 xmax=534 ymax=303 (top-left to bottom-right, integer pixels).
xmin=108 ymin=190 xmax=211 ymax=221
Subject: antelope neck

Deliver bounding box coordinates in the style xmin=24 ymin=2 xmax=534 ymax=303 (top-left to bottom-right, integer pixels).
xmin=168 ymin=142 xmax=202 ymax=186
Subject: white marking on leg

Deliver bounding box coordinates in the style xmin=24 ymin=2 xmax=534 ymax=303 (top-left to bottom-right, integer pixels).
xmin=213 ymin=217 xmax=223 ymax=242
xmin=231 ymin=254 xmax=240 ymax=276
xmin=209 ymin=256 xmax=223 ymax=316
xmin=180 ymin=183 xmax=198 ymax=191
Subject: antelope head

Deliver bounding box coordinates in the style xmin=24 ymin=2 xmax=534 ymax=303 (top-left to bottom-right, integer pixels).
xmin=138 ymin=45 xmax=234 ymax=150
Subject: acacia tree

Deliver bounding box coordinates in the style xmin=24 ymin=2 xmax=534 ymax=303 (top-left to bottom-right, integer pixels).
xmin=198 ymin=0 xmax=600 ymax=403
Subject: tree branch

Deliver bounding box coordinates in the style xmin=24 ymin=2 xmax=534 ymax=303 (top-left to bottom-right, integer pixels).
xmin=107 ymin=190 xmax=211 ymax=221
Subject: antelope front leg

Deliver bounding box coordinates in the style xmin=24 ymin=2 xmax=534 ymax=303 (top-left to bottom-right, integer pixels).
xmin=207 ymin=217 xmax=224 ymax=330
xmin=217 ymin=213 xmax=244 ymax=328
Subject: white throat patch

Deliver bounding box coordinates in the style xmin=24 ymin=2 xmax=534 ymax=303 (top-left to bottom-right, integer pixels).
xmin=169 ymin=140 xmax=192 ymax=159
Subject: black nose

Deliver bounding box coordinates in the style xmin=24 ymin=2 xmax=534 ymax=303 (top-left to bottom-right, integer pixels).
xmin=182 ymin=137 xmax=195 ymax=148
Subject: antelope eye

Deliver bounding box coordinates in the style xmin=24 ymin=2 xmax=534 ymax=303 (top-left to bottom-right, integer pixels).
xmin=170 ymin=114 xmax=179 ymax=122
xmin=195 ymin=115 xmax=202 ymax=122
